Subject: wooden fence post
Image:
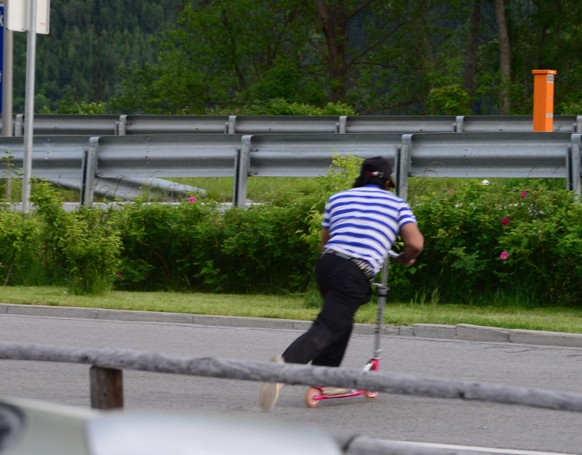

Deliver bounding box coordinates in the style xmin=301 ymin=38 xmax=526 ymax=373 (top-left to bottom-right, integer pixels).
xmin=90 ymin=366 xmax=124 ymax=409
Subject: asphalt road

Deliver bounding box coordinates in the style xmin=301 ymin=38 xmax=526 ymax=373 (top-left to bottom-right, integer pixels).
xmin=2 ymin=310 xmax=582 ymax=454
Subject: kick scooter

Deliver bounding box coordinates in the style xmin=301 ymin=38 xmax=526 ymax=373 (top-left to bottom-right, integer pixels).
xmin=304 ymin=251 xmax=397 ymax=408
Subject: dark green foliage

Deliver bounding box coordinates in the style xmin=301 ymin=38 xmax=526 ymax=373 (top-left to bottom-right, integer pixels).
xmin=0 ymin=209 xmax=41 ymax=286
xmin=495 ymin=188 xmax=582 ymax=306
xmin=1 ymin=172 xmax=581 ymax=306
xmin=111 ymin=0 xmax=321 ymax=114
xmin=13 ymin=0 xmax=582 ymax=115
xmin=30 ymin=181 xmax=122 ymax=294
xmin=116 ymin=198 xmax=318 ymax=293
xmin=412 ymin=180 xmax=582 ymax=306
xmin=14 ymin=0 xmax=185 ymax=112
xmin=113 ymin=176 xmax=582 ymax=306
xmin=218 ymin=201 xmax=317 ymax=293
xmin=411 ymin=180 xmax=510 ymax=301
xmin=116 ymin=200 xmax=224 ymax=290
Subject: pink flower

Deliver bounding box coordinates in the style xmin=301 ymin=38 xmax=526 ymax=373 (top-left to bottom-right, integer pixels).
xmin=521 ymin=191 xmax=527 ymax=198
xmin=500 ymin=217 xmax=509 ymax=225
xmin=187 ymin=196 xmax=197 ymax=203
xmin=499 ymin=251 xmax=509 ymax=261
xmin=116 ymin=272 xmax=123 ymax=280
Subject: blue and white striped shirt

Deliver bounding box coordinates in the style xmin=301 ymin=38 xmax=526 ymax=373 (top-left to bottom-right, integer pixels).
xmin=322 ymin=184 xmax=417 ymax=274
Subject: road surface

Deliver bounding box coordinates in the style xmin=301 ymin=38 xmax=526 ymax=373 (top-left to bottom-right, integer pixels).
xmin=1 ymin=311 xmax=581 ymax=454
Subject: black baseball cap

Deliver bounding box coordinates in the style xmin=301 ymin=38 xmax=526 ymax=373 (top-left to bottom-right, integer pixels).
xmin=360 ymin=156 xmax=393 ymax=180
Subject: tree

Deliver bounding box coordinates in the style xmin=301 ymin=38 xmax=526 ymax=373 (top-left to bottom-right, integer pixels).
xmin=313 ymin=0 xmax=351 ymax=102
xmin=43 ymin=0 xmax=582 ymax=116
xmin=360 ymin=0 xmax=475 ymax=114
xmin=493 ymin=0 xmax=511 ymax=114
xmin=308 ymin=1 xmax=413 ymax=111
xmin=112 ymin=0 xmax=318 ymax=113
xmin=13 ymin=0 xmax=184 ymax=112
xmin=464 ymin=0 xmax=482 ymax=108
xmin=508 ymin=0 xmax=582 ymax=114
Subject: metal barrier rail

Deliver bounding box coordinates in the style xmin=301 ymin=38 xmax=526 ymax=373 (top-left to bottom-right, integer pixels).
xmin=10 ymin=114 xmax=582 ymax=136
xmin=2 ymin=341 xmax=582 ymax=455
xmin=0 ymin=136 xmax=206 ymax=201
xmin=0 ymin=132 xmax=580 ymax=205
xmin=2 ymin=342 xmax=582 ymax=412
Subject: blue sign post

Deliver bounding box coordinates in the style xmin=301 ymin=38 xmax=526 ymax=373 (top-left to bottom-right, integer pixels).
xmin=0 ymin=4 xmax=4 ymax=114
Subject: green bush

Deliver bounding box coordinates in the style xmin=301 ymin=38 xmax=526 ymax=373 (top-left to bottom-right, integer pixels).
xmin=2 ymin=170 xmax=581 ymax=307
xmin=116 ymin=155 xmax=361 ymax=294
xmin=495 ymin=187 xmax=582 ymax=306
xmin=116 ymin=198 xmax=318 ymax=293
xmin=219 ymin=202 xmax=316 ymax=292
xmin=116 ymin=200 xmax=224 ymax=290
xmin=30 ymin=182 xmax=122 ymax=295
xmin=239 ymin=99 xmax=357 ymax=116
xmin=411 ymin=179 xmax=507 ymax=301
xmin=412 ymin=180 xmax=582 ymax=306
xmin=0 ymin=209 xmax=42 ymax=285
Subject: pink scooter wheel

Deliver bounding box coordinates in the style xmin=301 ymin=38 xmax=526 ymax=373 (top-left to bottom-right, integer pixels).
xmin=305 ymin=387 xmax=321 ymax=408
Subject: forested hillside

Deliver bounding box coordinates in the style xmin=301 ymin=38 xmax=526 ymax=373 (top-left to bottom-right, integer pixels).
xmin=9 ymin=0 xmax=582 ymax=116
xmin=12 ymin=0 xmax=184 ymax=112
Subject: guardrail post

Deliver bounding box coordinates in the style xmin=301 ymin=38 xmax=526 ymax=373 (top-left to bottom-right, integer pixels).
xmin=116 ymin=115 xmax=128 ymax=135
xmin=13 ymin=114 xmax=24 ymax=137
xmin=81 ymin=137 xmax=100 ymax=207
xmin=455 ymin=116 xmax=465 ymax=132
xmin=576 ymin=116 xmax=582 ymax=133
xmin=227 ymin=115 xmax=237 ymax=134
xmin=397 ymin=135 xmax=412 ymax=200
xmin=337 ymin=116 xmax=347 ymax=133
xmin=90 ymin=366 xmax=124 ymax=409
xmin=234 ymin=135 xmax=252 ymax=206
xmin=569 ymin=134 xmax=581 ymax=196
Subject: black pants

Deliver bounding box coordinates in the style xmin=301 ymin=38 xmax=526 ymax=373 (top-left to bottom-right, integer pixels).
xmin=282 ymin=253 xmax=372 ymax=367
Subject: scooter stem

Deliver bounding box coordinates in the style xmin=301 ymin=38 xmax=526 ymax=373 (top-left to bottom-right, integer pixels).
xmin=372 ymin=251 xmax=394 ymax=356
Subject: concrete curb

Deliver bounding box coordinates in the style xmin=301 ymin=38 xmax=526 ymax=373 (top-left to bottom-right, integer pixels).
xmin=395 ymin=322 xmax=582 ymax=348
xmin=0 ymin=303 xmax=314 ymax=330
xmin=2 ymin=303 xmax=582 ymax=349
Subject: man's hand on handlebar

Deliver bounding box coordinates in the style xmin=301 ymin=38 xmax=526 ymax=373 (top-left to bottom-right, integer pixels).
xmin=393 ymin=254 xmax=417 ymax=267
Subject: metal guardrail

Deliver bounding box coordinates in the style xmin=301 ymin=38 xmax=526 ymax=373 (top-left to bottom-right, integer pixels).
xmin=1 ymin=342 xmax=582 ymax=455
xmin=10 ymin=114 xmax=582 ymax=136
xmin=397 ymin=132 xmax=582 ymax=200
xmin=0 ymin=132 xmax=580 ymax=205
xmin=0 ymin=136 xmax=206 ymax=200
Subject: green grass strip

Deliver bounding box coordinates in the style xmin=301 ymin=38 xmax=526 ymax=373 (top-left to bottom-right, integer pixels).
xmin=1 ymin=286 xmax=582 ymax=334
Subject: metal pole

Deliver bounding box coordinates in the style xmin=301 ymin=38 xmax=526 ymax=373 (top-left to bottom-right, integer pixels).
xmin=2 ymin=15 xmax=13 ymax=137
xmin=2 ymin=11 xmax=13 ymax=201
xmin=22 ymin=0 xmax=38 ymax=213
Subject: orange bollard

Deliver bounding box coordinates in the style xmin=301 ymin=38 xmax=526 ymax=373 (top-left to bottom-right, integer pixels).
xmin=532 ymin=69 xmax=557 ymax=132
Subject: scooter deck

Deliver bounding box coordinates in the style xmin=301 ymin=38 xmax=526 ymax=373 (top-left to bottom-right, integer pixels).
xmin=305 ymin=385 xmax=379 ymax=408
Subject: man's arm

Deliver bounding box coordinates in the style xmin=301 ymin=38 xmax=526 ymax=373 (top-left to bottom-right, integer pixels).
xmin=393 ymin=223 xmax=424 ymax=266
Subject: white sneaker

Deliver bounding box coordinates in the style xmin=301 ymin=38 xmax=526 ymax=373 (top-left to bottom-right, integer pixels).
xmin=258 ymin=355 xmax=284 ymax=412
